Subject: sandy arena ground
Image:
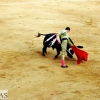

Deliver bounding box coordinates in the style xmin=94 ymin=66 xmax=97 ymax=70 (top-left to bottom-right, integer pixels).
xmin=0 ymin=0 xmax=100 ymax=100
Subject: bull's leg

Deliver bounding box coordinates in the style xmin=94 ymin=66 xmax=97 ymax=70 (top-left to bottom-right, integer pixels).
xmin=55 ymin=48 xmax=60 ymax=59
xmin=42 ymin=45 xmax=47 ymax=56
xmin=42 ymin=47 xmax=45 ymax=56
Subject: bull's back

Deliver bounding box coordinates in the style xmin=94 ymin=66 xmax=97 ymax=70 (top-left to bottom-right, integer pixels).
xmin=43 ymin=33 xmax=56 ymax=46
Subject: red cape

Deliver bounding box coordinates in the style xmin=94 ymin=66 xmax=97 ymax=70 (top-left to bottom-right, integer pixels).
xmin=71 ymin=46 xmax=88 ymax=64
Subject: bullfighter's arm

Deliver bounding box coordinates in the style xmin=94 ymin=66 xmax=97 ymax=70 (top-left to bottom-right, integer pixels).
xmin=56 ymin=31 xmax=62 ymax=44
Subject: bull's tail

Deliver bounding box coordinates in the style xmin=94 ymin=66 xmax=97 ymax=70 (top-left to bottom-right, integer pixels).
xmin=37 ymin=32 xmax=48 ymax=37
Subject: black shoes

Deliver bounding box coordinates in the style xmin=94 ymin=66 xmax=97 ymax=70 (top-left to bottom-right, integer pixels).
xmin=61 ymin=65 xmax=68 ymax=68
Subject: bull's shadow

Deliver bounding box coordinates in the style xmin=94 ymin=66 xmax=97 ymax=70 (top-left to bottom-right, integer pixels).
xmin=37 ymin=32 xmax=83 ymax=59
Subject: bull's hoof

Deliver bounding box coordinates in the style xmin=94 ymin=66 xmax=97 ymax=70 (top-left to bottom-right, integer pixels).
xmin=54 ymin=55 xmax=58 ymax=59
xmin=42 ymin=54 xmax=45 ymax=56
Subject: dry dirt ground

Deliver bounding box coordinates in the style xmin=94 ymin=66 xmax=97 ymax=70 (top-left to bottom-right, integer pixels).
xmin=0 ymin=0 xmax=100 ymax=100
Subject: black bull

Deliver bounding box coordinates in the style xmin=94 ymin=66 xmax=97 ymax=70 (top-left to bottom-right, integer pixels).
xmin=37 ymin=33 xmax=83 ymax=58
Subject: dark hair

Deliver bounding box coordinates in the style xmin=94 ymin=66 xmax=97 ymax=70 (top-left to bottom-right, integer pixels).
xmin=65 ymin=27 xmax=70 ymax=31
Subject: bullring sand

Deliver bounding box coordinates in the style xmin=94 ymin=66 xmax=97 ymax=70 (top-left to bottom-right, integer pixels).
xmin=0 ymin=0 xmax=100 ymax=100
